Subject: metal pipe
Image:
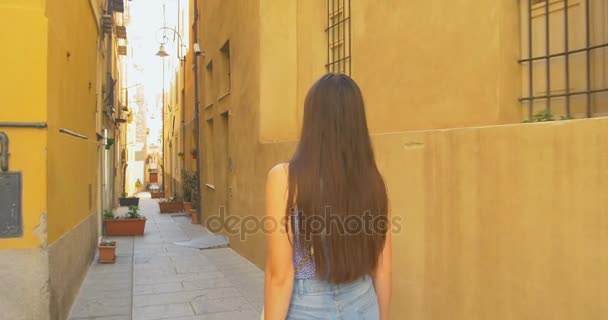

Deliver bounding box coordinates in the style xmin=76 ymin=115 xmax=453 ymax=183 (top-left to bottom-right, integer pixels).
xmin=59 ymin=128 xmax=89 ymax=140
xmin=193 ymin=0 xmax=202 ymax=221
xmin=518 ymin=43 xmax=608 ymax=63
xmin=326 ymin=0 xmax=330 ymax=72
xmin=564 ymin=0 xmax=571 ymax=116
xmin=339 ymin=0 xmax=343 ymax=73
xmin=519 ymin=87 xmax=608 ymax=101
xmin=0 ymin=122 xmax=48 ymax=128
xmin=585 ymin=0 xmax=592 ymax=117
xmin=0 ymin=132 xmax=8 ymax=172
xmin=545 ymin=0 xmax=551 ymax=111
xmin=348 ymin=0 xmax=351 ymax=74
xmin=528 ymin=0 xmax=534 ymax=119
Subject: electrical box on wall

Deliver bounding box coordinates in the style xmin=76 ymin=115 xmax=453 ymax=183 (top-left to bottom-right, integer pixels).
xmin=0 ymin=172 xmax=22 ymax=238
xmin=0 ymin=132 xmax=23 ymax=238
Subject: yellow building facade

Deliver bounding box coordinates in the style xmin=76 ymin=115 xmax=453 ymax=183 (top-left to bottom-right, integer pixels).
xmin=0 ymin=0 xmax=128 ymax=318
xmin=164 ymin=0 xmax=196 ymax=203
xmin=194 ymin=0 xmax=607 ymax=319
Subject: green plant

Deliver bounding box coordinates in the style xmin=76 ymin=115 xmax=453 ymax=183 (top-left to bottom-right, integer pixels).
xmin=135 ymin=179 xmax=143 ymax=189
xmin=105 ymin=138 xmax=115 ymax=150
xmin=182 ymin=170 xmax=198 ymax=202
xmin=100 ymin=240 xmax=116 ymax=246
xmin=523 ymin=109 xmax=576 ymax=123
xmin=103 ymin=210 xmax=115 ymax=220
xmin=125 ymin=205 xmax=141 ymax=219
xmin=170 ymin=193 xmax=182 ymax=202
xmin=121 ymin=192 xmax=128 ymax=198
xmin=178 ymin=152 xmax=185 ymax=158
xmin=190 ymin=149 xmax=198 ymax=157
xmin=523 ymin=109 xmax=554 ymax=123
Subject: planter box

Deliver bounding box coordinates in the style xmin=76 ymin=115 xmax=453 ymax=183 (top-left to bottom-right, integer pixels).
xmin=98 ymin=241 xmax=116 ymax=263
xmin=119 ymin=197 xmax=140 ymax=207
xmin=191 ymin=209 xmax=200 ymax=224
xmin=159 ymin=201 xmax=183 ymax=213
xmin=151 ymin=192 xmax=165 ymax=199
xmin=104 ymin=218 xmax=146 ymax=236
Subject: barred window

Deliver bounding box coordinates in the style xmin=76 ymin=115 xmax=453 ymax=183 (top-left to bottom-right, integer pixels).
xmin=326 ymin=0 xmax=351 ymax=75
xmin=520 ymin=0 xmax=608 ymax=119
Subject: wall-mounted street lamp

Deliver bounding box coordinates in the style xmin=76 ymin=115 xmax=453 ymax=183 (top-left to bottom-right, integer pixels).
xmin=155 ymin=44 xmax=170 ymax=58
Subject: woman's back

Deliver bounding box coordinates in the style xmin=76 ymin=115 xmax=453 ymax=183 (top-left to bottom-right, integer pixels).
xmin=264 ymin=74 xmax=392 ymax=320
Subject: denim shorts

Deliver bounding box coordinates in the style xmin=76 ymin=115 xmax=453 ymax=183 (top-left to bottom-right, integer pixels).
xmin=286 ymin=275 xmax=379 ymax=320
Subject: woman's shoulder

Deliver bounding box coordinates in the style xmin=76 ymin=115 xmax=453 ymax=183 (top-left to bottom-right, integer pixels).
xmin=268 ymin=162 xmax=289 ymax=178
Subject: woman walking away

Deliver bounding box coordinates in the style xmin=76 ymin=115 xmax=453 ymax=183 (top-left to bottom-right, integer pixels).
xmin=263 ymin=73 xmax=392 ymax=320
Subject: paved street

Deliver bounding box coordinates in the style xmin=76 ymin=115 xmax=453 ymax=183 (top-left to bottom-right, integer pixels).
xmin=69 ymin=197 xmax=263 ymax=320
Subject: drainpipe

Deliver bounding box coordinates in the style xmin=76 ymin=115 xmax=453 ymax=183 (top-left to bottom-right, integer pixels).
xmin=0 ymin=132 xmax=8 ymax=172
xmin=104 ymin=0 xmax=114 ymax=210
xmin=193 ymin=0 xmax=202 ymax=221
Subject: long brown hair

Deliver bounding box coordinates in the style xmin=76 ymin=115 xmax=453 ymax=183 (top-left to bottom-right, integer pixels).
xmin=287 ymin=73 xmax=388 ymax=283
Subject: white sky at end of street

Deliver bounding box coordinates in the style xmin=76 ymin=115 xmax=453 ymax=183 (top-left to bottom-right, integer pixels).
xmin=126 ymin=0 xmax=189 ymax=146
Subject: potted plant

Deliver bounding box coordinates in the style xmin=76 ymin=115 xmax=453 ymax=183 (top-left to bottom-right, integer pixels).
xmin=135 ymin=179 xmax=143 ymax=191
xmin=98 ymin=240 xmax=117 ymax=264
xmin=178 ymin=152 xmax=185 ymax=158
xmin=104 ymin=206 xmax=147 ymax=236
xmin=182 ymin=171 xmax=198 ymax=214
xmin=105 ymin=138 xmax=115 ymax=150
xmin=159 ymin=194 xmax=184 ymax=213
xmin=190 ymin=148 xmax=198 ymax=159
xmin=119 ymin=192 xmax=139 ymax=207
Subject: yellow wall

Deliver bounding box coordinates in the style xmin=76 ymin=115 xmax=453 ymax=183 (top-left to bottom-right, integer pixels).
xmin=0 ymin=0 xmax=49 ymax=249
xmin=197 ymin=0 xmax=608 ymax=319
xmin=45 ymin=0 xmax=99 ymax=243
xmin=258 ymin=0 xmax=523 ymax=142
xmin=164 ymin=66 xmax=186 ymax=197
xmin=377 ymin=118 xmax=608 ymax=319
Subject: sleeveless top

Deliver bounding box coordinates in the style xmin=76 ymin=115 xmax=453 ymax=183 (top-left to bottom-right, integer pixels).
xmin=293 ymin=211 xmax=316 ymax=279
xmin=293 ymin=210 xmax=333 ymax=280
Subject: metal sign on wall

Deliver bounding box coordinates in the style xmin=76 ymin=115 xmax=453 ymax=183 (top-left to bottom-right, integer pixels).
xmin=0 ymin=172 xmax=22 ymax=238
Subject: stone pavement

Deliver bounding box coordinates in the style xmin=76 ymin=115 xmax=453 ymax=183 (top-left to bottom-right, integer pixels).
xmin=69 ymin=196 xmax=264 ymax=320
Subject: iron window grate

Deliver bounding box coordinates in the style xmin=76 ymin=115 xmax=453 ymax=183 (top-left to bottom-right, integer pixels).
xmin=326 ymin=0 xmax=351 ymax=75
xmin=519 ymin=0 xmax=608 ymax=119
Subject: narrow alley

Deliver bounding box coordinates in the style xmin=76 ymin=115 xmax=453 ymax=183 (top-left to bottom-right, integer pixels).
xmin=69 ymin=196 xmax=263 ymax=320
xmin=2 ymin=0 xmax=608 ymax=319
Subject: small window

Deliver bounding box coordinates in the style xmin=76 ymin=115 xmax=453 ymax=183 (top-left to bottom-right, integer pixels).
xmin=205 ymin=60 xmax=214 ymax=104
xmin=205 ymin=118 xmax=215 ymax=185
xmin=220 ymin=40 xmax=231 ymax=95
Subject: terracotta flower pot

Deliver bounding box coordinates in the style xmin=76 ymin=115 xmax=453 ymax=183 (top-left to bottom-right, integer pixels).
xmin=183 ymin=202 xmax=192 ymax=213
xmin=151 ymin=192 xmax=165 ymax=199
xmin=191 ymin=209 xmax=200 ymax=224
xmin=104 ymin=218 xmax=147 ymax=236
xmin=159 ymin=201 xmax=184 ymax=213
xmin=98 ymin=241 xmax=116 ymax=264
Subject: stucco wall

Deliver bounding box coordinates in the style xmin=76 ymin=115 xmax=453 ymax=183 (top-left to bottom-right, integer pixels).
xmin=0 ymin=0 xmax=101 ymax=318
xmin=229 ymin=118 xmax=608 ymax=320
xmin=0 ymin=0 xmax=49 ymax=250
xmin=0 ymin=248 xmax=50 ymax=320
xmin=48 ymin=213 xmax=97 ymax=320
xmin=46 ymin=0 xmax=99 ymax=243
xmin=257 ymin=0 xmax=523 ymax=142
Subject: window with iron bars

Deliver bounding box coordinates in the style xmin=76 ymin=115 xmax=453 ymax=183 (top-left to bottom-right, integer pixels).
xmin=326 ymin=0 xmax=351 ymax=75
xmin=520 ymin=0 xmax=608 ymax=119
